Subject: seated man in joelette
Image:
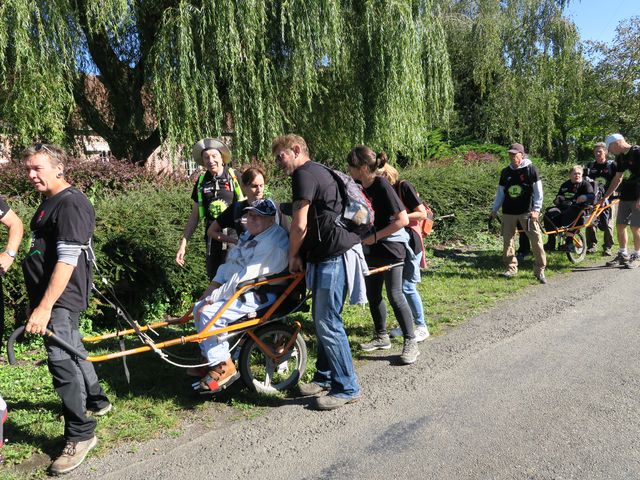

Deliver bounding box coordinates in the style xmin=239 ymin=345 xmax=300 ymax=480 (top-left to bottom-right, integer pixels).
xmin=191 ymin=199 xmax=289 ymax=392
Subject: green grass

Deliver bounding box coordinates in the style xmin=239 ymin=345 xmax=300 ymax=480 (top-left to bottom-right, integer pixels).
xmin=0 ymin=227 xmax=609 ymax=478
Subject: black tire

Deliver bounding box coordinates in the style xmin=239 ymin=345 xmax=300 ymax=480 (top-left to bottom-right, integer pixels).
xmin=238 ymin=323 xmax=307 ymax=395
xmin=566 ymin=230 xmax=588 ymax=264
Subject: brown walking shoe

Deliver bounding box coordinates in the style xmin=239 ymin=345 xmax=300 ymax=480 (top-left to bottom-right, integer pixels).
xmin=50 ymin=436 xmax=97 ymax=475
xmin=199 ymin=358 xmax=240 ymax=393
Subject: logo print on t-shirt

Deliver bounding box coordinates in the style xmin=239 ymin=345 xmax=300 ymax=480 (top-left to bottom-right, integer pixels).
xmin=208 ymin=199 xmax=229 ymax=218
xmin=37 ymin=210 xmax=46 ymax=223
xmin=596 ymin=176 xmax=606 ymax=185
xmin=508 ymin=185 xmax=523 ymax=197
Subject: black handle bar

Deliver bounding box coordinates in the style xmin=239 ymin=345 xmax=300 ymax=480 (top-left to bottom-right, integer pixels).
xmin=7 ymin=326 xmax=88 ymax=365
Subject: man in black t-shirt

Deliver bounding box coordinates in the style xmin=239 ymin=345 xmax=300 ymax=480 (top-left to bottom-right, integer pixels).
xmin=585 ymin=142 xmax=617 ymax=255
xmin=21 ymin=144 xmax=110 ymax=475
xmin=0 ymin=196 xmax=23 ymax=341
xmin=0 ymin=196 xmax=23 ymax=464
xmin=490 ymin=143 xmax=547 ymax=283
xmin=273 ymin=134 xmax=361 ymax=411
xmin=0 ymin=197 xmax=23 ymax=276
xmin=601 ymin=134 xmax=640 ymax=268
xmin=543 ymin=165 xmax=595 ymax=251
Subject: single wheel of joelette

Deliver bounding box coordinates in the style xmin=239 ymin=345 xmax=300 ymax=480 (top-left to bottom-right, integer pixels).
xmin=239 ymin=323 xmax=307 ymax=395
xmin=567 ymin=230 xmax=588 ymax=264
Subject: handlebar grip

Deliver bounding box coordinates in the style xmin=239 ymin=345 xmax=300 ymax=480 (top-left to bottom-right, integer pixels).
xmin=7 ymin=326 xmax=24 ymax=365
xmin=7 ymin=326 xmax=88 ymax=365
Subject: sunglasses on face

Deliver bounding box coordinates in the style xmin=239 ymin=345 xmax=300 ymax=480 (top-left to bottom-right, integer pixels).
xmin=34 ymin=143 xmax=54 ymax=155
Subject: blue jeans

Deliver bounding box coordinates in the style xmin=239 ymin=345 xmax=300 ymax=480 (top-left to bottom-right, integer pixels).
xmin=311 ymin=256 xmax=360 ymax=399
xmin=403 ymin=251 xmax=426 ymax=328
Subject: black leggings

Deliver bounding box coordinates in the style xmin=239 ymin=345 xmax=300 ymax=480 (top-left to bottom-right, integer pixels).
xmin=365 ymin=258 xmax=415 ymax=340
xmin=205 ymin=235 xmax=227 ymax=280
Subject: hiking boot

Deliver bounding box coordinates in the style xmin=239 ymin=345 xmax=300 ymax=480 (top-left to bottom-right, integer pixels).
xmin=399 ymin=340 xmax=420 ymax=365
xmin=535 ymin=273 xmax=547 ymax=285
xmin=606 ymin=251 xmax=629 ymax=267
xmin=501 ymin=270 xmax=517 ymax=279
xmin=603 ymin=247 xmax=613 ymax=257
xmin=414 ymin=326 xmax=430 ymax=342
xmin=86 ymin=403 xmax=112 ymax=417
xmin=360 ymin=335 xmax=391 ymax=352
xmin=587 ymin=245 xmax=598 ymax=254
xmin=50 ymin=436 xmax=97 ymax=475
xmin=199 ymin=358 xmax=240 ymax=393
xmin=625 ymin=253 xmax=640 ymax=269
xmin=310 ymin=394 xmax=360 ymax=411
xmin=295 ymin=382 xmax=329 ymax=397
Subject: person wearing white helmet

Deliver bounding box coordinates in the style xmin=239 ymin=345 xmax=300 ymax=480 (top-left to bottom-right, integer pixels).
xmin=600 ymin=134 xmax=640 ymax=269
xmin=175 ymin=138 xmax=244 ymax=279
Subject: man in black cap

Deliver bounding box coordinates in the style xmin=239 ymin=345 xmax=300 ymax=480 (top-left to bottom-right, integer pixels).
xmin=490 ymin=143 xmax=547 ymax=283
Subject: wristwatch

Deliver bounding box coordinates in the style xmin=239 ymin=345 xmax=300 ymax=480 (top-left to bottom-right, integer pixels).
xmin=4 ymin=249 xmax=16 ymax=258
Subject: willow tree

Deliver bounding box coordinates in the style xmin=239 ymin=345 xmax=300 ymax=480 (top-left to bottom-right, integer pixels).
xmin=582 ymin=17 xmax=640 ymax=142
xmin=0 ymin=0 xmax=454 ymax=164
xmin=299 ymin=0 xmax=454 ymax=164
xmin=440 ymin=0 xmax=582 ymax=159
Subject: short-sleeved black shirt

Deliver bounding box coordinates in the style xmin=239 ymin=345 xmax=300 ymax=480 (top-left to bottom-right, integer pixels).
xmin=585 ymin=160 xmax=616 ymax=192
xmin=394 ymin=180 xmax=422 ymax=254
xmin=190 ymin=168 xmax=236 ymax=226
xmin=0 ymin=197 xmax=10 ymax=220
xmin=291 ymin=162 xmax=360 ymax=262
xmin=215 ymin=199 xmax=248 ymax=237
xmin=364 ymin=176 xmax=406 ymax=261
xmin=615 ymin=146 xmax=640 ymax=201
xmin=498 ymin=163 xmax=540 ymax=215
xmin=22 ymin=188 xmax=95 ymax=312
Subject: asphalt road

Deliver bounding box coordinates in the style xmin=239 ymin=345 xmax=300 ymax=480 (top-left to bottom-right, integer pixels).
xmin=68 ymin=263 xmax=640 ymax=480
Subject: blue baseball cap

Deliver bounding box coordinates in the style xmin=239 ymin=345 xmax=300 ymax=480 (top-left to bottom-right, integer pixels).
xmin=243 ymin=199 xmax=277 ymax=217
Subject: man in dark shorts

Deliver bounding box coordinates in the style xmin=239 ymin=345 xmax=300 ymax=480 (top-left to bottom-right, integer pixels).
xmin=601 ymin=134 xmax=640 ymax=269
xmin=0 ymin=196 xmax=23 ymax=464
xmin=21 ymin=144 xmax=111 ymax=475
xmin=273 ymin=134 xmax=362 ymax=410
xmin=585 ymin=142 xmax=617 ymax=255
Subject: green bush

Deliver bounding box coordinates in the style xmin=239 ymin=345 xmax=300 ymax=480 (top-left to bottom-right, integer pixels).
xmin=0 ymin=155 xmax=572 ymax=342
xmin=402 ymin=156 xmax=571 ymax=245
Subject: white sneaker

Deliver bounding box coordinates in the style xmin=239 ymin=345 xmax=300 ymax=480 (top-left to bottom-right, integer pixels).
xmin=415 ymin=326 xmax=430 ymax=342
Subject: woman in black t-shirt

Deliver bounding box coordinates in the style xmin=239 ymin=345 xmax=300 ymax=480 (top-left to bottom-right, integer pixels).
xmin=347 ymin=146 xmax=418 ymax=365
xmin=208 ymin=166 xmax=290 ymax=245
xmin=175 ymin=138 xmax=242 ymax=279
xmin=378 ymin=164 xmax=430 ymax=343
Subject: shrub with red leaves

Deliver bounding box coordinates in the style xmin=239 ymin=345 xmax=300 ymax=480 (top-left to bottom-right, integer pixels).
xmin=0 ymin=157 xmax=188 ymax=203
